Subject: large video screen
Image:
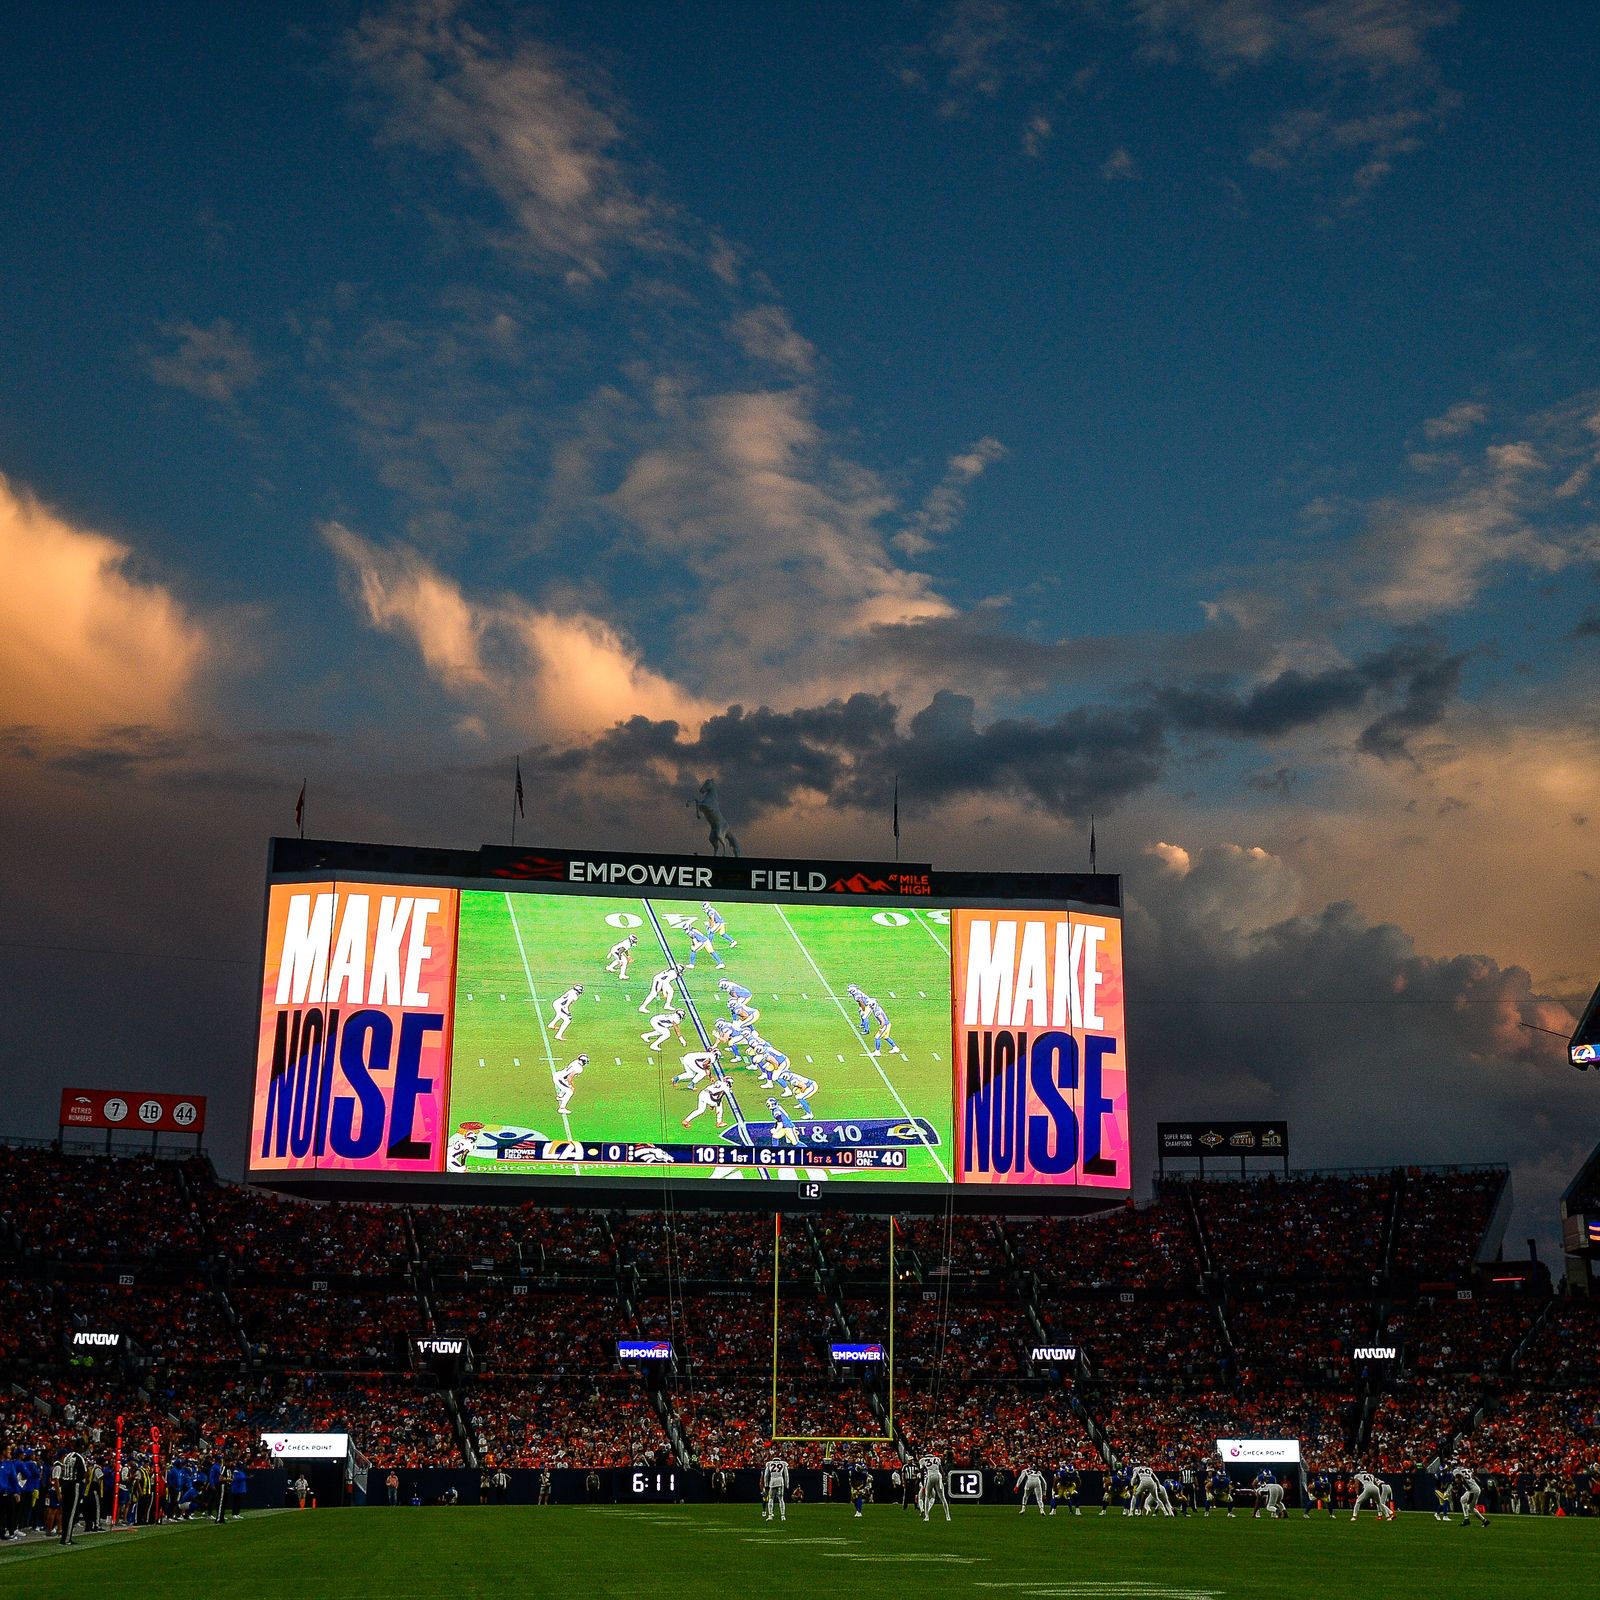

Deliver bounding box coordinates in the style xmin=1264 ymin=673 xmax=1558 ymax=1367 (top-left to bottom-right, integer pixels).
xmin=249 ymin=850 xmax=1128 ymax=1196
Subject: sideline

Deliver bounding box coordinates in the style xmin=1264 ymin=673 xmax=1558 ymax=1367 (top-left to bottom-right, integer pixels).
xmin=0 ymin=1508 xmax=291 ymax=1568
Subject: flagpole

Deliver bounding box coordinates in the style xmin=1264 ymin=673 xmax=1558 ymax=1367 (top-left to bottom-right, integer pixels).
xmin=893 ymin=775 xmax=900 ymax=863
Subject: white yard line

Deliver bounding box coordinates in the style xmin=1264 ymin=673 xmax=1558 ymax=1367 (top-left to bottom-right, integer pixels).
xmin=912 ymin=909 xmax=950 ymax=957
xmin=504 ymin=892 xmax=581 ymax=1174
xmin=772 ymin=903 xmax=951 ymax=1183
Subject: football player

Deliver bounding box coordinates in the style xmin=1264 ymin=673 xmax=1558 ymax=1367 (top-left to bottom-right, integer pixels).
xmin=547 ymin=984 xmax=583 ymax=1041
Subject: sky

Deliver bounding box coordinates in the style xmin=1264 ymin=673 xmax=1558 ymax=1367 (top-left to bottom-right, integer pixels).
xmin=2 ymin=0 xmax=1598 ymax=1249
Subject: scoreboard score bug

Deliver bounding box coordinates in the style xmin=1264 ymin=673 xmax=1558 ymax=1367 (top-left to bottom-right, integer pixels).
xmin=247 ymin=839 xmax=1130 ymax=1205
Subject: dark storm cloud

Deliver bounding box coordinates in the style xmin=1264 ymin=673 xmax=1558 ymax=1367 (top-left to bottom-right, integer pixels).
xmin=520 ymin=637 xmax=1465 ymax=823
xmin=1154 ymin=636 xmax=1467 ymax=756
xmin=0 ymin=723 xmax=335 ymax=790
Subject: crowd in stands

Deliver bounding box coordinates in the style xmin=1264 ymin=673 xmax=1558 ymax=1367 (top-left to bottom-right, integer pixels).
xmin=0 ymin=1147 xmax=206 ymax=1263
xmin=11 ymin=1143 xmax=1598 ymax=1490
xmin=462 ymin=1376 xmax=663 ymax=1468
xmin=1519 ymin=1299 xmax=1600 ymax=1384
xmin=233 ymin=1288 xmax=428 ymax=1369
xmin=430 ymin=1283 xmax=618 ymax=1374
xmin=895 ymin=1383 xmax=1099 ymax=1473
xmin=1392 ymin=1169 xmax=1502 ymax=1281
xmin=1016 ymin=1201 xmax=1199 ymax=1291
xmin=1196 ymin=1174 xmax=1392 ymax=1283
xmin=1229 ymin=1294 xmax=1374 ymax=1383
xmin=1393 ymin=1295 xmax=1536 ymax=1374
xmin=202 ymin=1185 xmax=411 ymax=1278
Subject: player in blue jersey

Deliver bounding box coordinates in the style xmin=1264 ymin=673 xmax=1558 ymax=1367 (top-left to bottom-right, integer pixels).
xmin=1208 ymin=1467 xmax=1234 ymax=1517
xmin=1308 ymin=1467 xmax=1334 ymax=1518
xmin=850 ymin=1460 xmax=870 ymax=1518
xmin=711 ymin=1018 xmax=751 ymax=1062
xmin=863 ymin=998 xmax=899 ymax=1056
xmin=1052 ymin=1463 xmax=1080 ymax=1515
xmin=773 ymin=1067 xmax=817 ymax=1118
xmin=719 ymin=979 xmax=760 ymax=1027
xmin=752 ymin=1042 xmax=790 ymax=1086
xmin=766 ymin=1098 xmax=800 ymax=1145
xmin=685 ymin=924 xmax=725 ymax=970
xmin=703 ymin=903 xmax=736 ymax=947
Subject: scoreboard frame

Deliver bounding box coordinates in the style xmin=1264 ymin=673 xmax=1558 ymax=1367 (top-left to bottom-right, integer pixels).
xmin=247 ymin=836 xmax=1129 ymax=1216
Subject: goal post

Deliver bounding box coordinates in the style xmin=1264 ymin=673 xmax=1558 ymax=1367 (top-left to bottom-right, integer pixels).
xmin=769 ymin=1211 xmax=895 ymax=1444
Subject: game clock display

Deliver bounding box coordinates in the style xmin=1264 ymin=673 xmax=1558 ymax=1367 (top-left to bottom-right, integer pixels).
xmin=249 ymin=850 xmax=1129 ymax=1196
xmin=628 ymin=1470 xmax=680 ymax=1501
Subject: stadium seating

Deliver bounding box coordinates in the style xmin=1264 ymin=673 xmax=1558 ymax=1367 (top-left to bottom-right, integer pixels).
xmin=2 ymin=1143 xmax=1561 ymax=1487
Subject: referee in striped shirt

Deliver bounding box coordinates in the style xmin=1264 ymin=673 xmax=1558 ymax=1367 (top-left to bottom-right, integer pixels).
xmin=58 ymin=1438 xmax=89 ymax=1546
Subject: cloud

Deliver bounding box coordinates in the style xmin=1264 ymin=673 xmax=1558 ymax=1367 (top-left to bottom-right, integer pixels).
xmin=1124 ymin=835 xmax=1584 ymax=1247
xmin=894 ymin=436 xmax=1006 ymax=555
xmin=1133 ymin=0 xmax=1457 ymax=78
xmin=347 ymin=0 xmax=663 ymax=282
xmin=0 ymin=473 xmax=210 ymax=732
xmin=1101 ymin=146 xmax=1139 ymax=181
xmin=607 ymin=387 xmax=953 ymax=693
xmin=1423 ymin=399 xmax=1487 ymax=441
xmin=900 ymin=0 xmax=1049 ymax=114
xmin=725 ymin=305 xmax=816 ymax=375
xmin=145 ymin=318 xmax=261 ymax=404
xmin=509 ymin=634 xmax=1465 ymax=832
xmin=324 ymin=521 xmax=709 ymax=738
xmin=1152 ymin=635 xmax=1465 ymax=756
xmin=1022 ymin=112 xmax=1054 ymax=158
xmin=1215 ymin=389 xmax=1600 ymax=627
xmin=1132 ymin=1 xmax=1460 ymax=197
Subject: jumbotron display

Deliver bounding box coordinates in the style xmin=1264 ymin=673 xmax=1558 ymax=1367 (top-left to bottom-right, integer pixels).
xmin=248 ymin=840 xmax=1129 ymax=1197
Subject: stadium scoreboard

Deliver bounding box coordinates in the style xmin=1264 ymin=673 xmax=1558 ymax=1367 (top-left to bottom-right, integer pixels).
xmin=247 ymin=838 xmax=1129 ymax=1206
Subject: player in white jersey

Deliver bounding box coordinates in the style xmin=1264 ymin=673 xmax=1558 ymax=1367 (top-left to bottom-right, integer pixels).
xmin=703 ymin=903 xmax=736 ymax=947
xmin=640 ymin=1008 xmax=687 ymax=1051
xmin=552 ymin=1054 xmax=586 ymax=1115
xmin=547 ymin=984 xmax=583 ymax=1040
xmin=1450 ymin=1463 xmax=1490 ymax=1527
xmin=1017 ymin=1466 xmax=1048 ymax=1514
xmin=445 ymin=1129 xmax=475 ymax=1173
xmin=673 ymin=1049 xmax=719 ymax=1088
xmin=761 ymin=1457 xmax=789 ymax=1522
xmin=682 ymin=1079 xmax=735 ymax=1130
xmin=638 ymin=966 xmax=682 ymax=1014
xmin=1129 ymin=1466 xmax=1172 ymax=1516
xmin=605 ymin=934 xmax=638 ymax=979
xmin=1251 ymin=1469 xmax=1285 ymax=1519
xmin=1351 ymin=1470 xmax=1395 ymax=1521
xmin=919 ymin=1453 xmax=951 ymax=1521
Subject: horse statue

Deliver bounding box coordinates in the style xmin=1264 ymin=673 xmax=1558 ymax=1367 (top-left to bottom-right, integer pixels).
xmin=690 ymin=779 xmax=741 ymax=857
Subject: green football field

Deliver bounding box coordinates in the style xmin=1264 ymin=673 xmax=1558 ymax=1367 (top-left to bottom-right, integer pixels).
xmin=5 ymin=1506 xmax=1597 ymax=1600
xmin=446 ymin=890 xmax=956 ymax=1184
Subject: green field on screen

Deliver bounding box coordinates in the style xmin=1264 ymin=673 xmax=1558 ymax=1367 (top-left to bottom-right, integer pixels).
xmin=446 ymin=891 xmax=955 ymax=1183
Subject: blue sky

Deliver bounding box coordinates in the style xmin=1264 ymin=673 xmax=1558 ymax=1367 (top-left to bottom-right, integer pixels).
xmin=3 ymin=1 xmax=1599 ymax=1237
